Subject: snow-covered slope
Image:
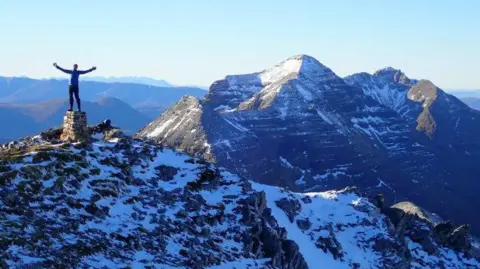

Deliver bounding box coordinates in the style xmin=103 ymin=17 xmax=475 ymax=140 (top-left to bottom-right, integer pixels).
xmin=1 ymin=132 xmax=479 ymax=268
xmin=344 ymin=68 xmax=417 ymax=119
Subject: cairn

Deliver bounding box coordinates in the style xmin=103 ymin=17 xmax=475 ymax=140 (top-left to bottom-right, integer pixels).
xmin=60 ymin=111 xmax=89 ymax=142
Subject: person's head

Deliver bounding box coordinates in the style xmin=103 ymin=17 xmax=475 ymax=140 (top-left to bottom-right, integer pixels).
xmin=73 ymin=64 xmax=78 ymax=70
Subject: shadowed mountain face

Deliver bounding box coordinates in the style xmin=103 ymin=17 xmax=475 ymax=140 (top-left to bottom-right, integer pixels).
xmin=0 ymin=97 xmax=151 ymax=140
xmin=136 ymin=55 xmax=480 ymax=236
xmin=0 ymin=76 xmax=207 ymax=116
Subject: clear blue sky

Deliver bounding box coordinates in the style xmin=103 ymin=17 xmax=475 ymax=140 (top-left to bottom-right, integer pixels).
xmin=1 ymin=0 xmax=479 ymax=89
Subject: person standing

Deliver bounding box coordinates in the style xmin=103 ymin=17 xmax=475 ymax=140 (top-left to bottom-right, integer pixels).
xmin=53 ymin=63 xmax=96 ymax=112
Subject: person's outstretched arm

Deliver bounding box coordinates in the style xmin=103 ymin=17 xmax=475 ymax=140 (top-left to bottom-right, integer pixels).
xmin=53 ymin=63 xmax=72 ymax=74
xmin=78 ymin=66 xmax=97 ymax=75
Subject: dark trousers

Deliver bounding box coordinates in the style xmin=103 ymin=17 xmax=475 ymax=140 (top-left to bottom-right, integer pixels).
xmin=69 ymin=85 xmax=81 ymax=111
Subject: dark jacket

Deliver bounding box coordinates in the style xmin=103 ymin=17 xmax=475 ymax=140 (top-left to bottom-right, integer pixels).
xmin=55 ymin=66 xmax=95 ymax=86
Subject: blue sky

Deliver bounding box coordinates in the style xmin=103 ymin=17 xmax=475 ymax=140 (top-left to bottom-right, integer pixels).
xmin=1 ymin=0 xmax=479 ymax=89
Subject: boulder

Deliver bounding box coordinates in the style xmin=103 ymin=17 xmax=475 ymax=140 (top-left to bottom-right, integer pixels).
xmin=296 ymin=218 xmax=312 ymax=231
xmin=103 ymin=128 xmax=125 ymax=141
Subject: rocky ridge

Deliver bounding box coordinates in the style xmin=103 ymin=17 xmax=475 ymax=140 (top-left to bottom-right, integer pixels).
xmin=1 ymin=129 xmax=479 ymax=268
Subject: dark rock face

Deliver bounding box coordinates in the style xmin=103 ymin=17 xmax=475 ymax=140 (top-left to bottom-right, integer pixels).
xmin=434 ymin=222 xmax=471 ymax=251
xmin=255 ymin=211 xmax=306 ymax=267
xmin=275 ymin=198 xmax=301 ymax=223
xmin=136 ymin=55 xmax=480 ymax=238
xmin=315 ymin=226 xmax=344 ymax=260
xmin=383 ymin=201 xmax=480 ymax=263
xmin=237 ymin=190 xmax=308 ymax=268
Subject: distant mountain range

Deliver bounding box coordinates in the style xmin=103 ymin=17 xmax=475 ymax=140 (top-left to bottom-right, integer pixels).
xmin=0 ymin=76 xmax=208 ymax=118
xmin=446 ymin=89 xmax=480 ymax=97
xmin=0 ymin=97 xmax=151 ymax=141
xmin=137 ymin=54 xmax=480 ymax=236
xmin=49 ymin=75 xmax=209 ymax=90
xmin=78 ymin=76 xmax=174 ymax=87
xmin=443 ymin=90 xmax=480 ymax=110
xmin=458 ymin=97 xmax=480 ymax=110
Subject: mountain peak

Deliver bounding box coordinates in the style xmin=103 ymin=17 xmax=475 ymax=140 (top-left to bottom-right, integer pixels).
xmin=258 ymin=54 xmax=338 ymax=85
xmin=280 ymin=54 xmax=331 ymax=73
xmin=374 ymin=66 xmax=399 ymax=73
xmin=285 ymin=54 xmax=319 ymax=63
xmin=373 ymin=67 xmax=412 ymax=85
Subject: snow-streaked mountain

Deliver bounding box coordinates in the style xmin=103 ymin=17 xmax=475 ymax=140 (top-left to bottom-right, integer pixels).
xmin=344 ymin=68 xmax=478 ymax=137
xmin=343 ymin=68 xmax=418 ymax=119
xmin=1 ymin=130 xmax=479 ymax=268
xmin=136 ymin=54 xmax=480 ymax=237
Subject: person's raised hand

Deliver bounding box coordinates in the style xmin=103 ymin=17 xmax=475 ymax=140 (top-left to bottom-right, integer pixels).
xmin=53 ymin=63 xmax=57 ymax=67
xmin=92 ymin=66 xmax=97 ymax=70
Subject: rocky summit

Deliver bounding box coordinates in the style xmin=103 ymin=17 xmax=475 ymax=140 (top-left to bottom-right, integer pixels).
xmin=1 ymin=129 xmax=480 ymax=268
xmin=136 ymin=54 xmax=480 ymax=236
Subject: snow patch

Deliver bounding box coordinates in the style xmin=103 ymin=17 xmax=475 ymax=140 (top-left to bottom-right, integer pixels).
xmin=279 ymin=156 xmax=294 ymax=169
xmin=376 ymin=178 xmax=392 ymax=190
xmin=295 ymin=174 xmax=306 ymax=185
xmin=222 ymin=117 xmax=249 ymax=132
xmin=296 ymin=84 xmax=313 ymax=101
xmin=147 ymin=117 xmax=176 ymax=137
xmin=316 ymin=109 xmax=333 ymax=124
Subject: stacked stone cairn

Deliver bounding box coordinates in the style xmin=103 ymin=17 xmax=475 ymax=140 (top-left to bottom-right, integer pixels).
xmin=60 ymin=111 xmax=89 ymax=142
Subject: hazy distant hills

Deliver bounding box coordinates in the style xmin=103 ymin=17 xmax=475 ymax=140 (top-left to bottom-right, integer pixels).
xmin=446 ymin=90 xmax=480 ymax=110
xmin=67 ymin=76 xmax=209 ymax=89
xmin=0 ymin=75 xmax=208 ymax=141
xmin=458 ymin=97 xmax=480 ymax=110
xmin=447 ymin=89 xmax=480 ymax=98
xmin=0 ymin=76 xmax=207 ymax=117
xmin=80 ymin=76 xmax=174 ymax=87
xmin=0 ymin=97 xmax=151 ymax=141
